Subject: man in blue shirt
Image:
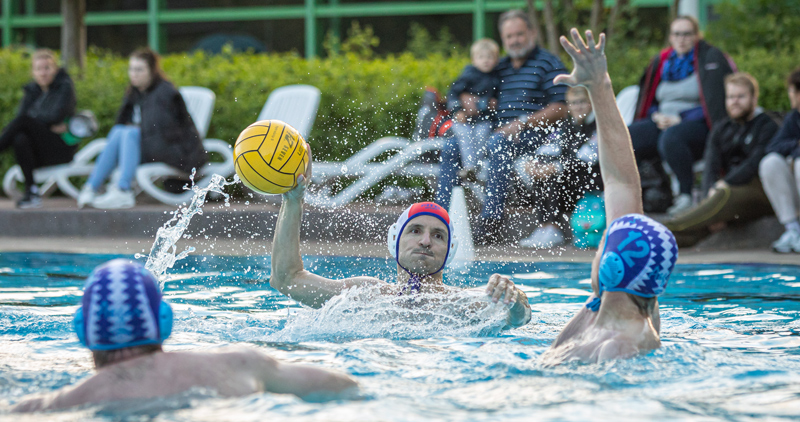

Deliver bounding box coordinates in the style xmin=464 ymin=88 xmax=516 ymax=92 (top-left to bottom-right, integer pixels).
xmin=436 ymin=9 xmax=568 ymax=244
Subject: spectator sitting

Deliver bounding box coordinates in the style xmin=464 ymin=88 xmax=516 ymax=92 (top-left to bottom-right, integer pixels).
xmin=0 ymin=49 xmax=77 ymax=209
xmin=758 ymin=67 xmax=800 ymax=253
xmin=630 ymin=15 xmax=735 ymax=215
xmin=78 ymin=47 xmax=207 ymax=209
xmin=665 ymin=72 xmax=778 ymax=247
xmin=515 ymin=86 xmax=599 ymax=249
xmin=446 ymin=38 xmax=500 ymax=173
xmin=435 ymin=9 xmax=568 ymax=245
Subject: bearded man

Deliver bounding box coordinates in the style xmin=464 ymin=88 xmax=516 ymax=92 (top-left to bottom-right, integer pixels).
xmin=665 ymin=72 xmax=778 ymax=246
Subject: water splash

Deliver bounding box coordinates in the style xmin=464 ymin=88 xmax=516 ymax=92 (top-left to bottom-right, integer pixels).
xmin=142 ymin=173 xmax=238 ymax=285
xmin=270 ymin=285 xmax=511 ymax=342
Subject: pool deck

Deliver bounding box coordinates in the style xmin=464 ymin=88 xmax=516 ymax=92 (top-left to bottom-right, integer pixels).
xmin=1 ymin=198 xmax=798 ymax=265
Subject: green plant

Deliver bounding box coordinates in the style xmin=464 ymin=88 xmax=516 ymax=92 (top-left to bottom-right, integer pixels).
xmin=1 ymin=42 xmax=797 ymax=198
xmin=406 ymin=23 xmax=464 ymax=58
xmin=707 ymin=0 xmax=800 ymax=54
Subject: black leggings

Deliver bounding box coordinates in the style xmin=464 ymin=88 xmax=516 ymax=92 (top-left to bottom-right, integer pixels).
xmin=0 ymin=115 xmax=76 ymax=188
xmin=629 ymin=118 xmax=709 ymax=195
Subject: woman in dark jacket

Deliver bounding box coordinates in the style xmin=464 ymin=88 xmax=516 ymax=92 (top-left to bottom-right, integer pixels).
xmin=0 ymin=49 xmax=77 ymax=208
xmin=629 ymin=15 xmax=735 ymax=215
xmin=79 ymin=47 xmax=207 ymax=209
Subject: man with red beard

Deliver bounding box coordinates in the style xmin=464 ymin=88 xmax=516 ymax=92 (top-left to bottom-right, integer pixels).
xmin=665 ymin=72 xmax=778 ymax=246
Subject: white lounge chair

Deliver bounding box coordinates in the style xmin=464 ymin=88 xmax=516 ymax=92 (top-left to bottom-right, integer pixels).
xmin=256 ymin=84 xmax=321 ymax=140
xmin=306 ymin=86 xmax=644 ymax=209
xmin=308 ymin=137 xmax=443 ymax=208
xmin=135 ymin=86 xmax=234 ymax=206
xmin=3 ymin=86 xmax=235 ymax=206
xmin=616 ymin=85 xmax=640 ymax=126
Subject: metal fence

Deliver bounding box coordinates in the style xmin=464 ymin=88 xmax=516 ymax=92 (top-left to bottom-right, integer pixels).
xmin=1 ymin=0 xmax=709 ymax=58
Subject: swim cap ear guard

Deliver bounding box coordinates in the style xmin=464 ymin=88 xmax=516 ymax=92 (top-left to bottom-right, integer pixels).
xmin=74 ymin=302 xmax=173 ymax=349
xmin=73 ymin=259 xmax=174 ymax=351
xmin=387 ymin=202 xmax=459 ymax=270
xmin=597 ymin=213 xmax=678 ymax=299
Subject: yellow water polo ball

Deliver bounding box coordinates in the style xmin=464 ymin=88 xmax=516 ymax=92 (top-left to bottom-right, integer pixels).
xmin=233 ymin=120 xmax=309 ymax=195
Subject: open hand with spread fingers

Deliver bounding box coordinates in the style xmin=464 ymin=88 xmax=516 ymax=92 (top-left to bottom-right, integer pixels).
xmin=554 ymin=28 xmax=609 ymax=90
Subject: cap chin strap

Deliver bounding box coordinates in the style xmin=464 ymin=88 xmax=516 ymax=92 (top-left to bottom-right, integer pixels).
xmin=586 ymin=228 xmax=613 ymax=312
xmin=387 ymin=218 xmax=457 ymax=295
xmin=396 ymin=258 xmax=447 ymax=295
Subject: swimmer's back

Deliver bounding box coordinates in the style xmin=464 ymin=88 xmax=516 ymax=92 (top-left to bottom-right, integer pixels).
xmin=542 ymin=320 xmax=659 ymax=365
xmin=13 ymin=346 xmax=356 ymax=412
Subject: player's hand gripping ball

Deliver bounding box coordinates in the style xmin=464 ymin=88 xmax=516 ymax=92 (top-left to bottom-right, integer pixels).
xmin=234 ymin=120 xmax=309 ymax=195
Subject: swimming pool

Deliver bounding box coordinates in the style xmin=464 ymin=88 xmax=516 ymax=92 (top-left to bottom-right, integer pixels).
xmin=1 ymin=252 xmax=799 ymax=421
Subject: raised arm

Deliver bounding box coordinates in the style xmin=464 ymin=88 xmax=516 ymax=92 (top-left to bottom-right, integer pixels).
xmin=555 ymin=29 xmax=643 ymax=221
xmin=269 ymin=147 xmax=387 ymax=308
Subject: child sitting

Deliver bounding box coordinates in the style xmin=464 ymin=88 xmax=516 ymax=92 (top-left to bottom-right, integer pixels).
xmin=446 ymin=38 xmax=500 ymax=171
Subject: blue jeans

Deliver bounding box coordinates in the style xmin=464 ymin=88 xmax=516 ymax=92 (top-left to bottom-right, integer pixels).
xmin=436 ymin=128 xmax=545 ymax=219
xmin=87 ymin=125 xmax=141 ymax=191
xmin=451 ymin=121 xmax=492 ymax=169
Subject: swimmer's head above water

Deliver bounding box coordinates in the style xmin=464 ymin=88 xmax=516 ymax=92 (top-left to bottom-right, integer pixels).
xmin=74 ymin=259 xmax=173 ymax=365
xmin=387 ymin=202 xmax=459 ymax=292
xmin=587 ymin=214 xmax=678 ymax=312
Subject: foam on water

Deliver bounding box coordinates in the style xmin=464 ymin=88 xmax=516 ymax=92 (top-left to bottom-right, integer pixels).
xmin=272 ymin=286 xmax=510 ymax=342
xmin=2 ymin=255 xmax=800 ymax=420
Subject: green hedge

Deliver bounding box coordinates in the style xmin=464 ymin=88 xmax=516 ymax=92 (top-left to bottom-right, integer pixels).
xmin=0 ymin=44 xmax=797 ymax=190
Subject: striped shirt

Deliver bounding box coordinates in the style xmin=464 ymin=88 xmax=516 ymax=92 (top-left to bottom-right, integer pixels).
xmin=495 ymin=46 xmax=568 ymax=124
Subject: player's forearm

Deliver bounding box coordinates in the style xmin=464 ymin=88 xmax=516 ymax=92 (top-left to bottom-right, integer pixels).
xmin=270 ymin=198 xmax=305 ymax=291
xmin=589 ymin=78 xmax=642 ymax=205
xmin=270 ymin=363 xmax=358 ymax=399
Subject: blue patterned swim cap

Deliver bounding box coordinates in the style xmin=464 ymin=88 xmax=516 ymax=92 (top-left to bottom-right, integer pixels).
xmin=598 ymin=214 xmax=678 ymax=298
xmin=73 ymin=259 xmax=172 ymax=351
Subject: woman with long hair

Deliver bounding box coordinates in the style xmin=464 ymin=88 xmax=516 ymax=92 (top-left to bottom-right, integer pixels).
xmin=78 ymin=47 xmax=207 ymax=209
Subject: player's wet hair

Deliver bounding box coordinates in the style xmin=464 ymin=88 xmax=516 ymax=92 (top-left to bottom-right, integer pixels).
xmin=498 ymin=9 xmax=532 ymax=31
xmin=129 ymin=47 xmax=166 ymax=88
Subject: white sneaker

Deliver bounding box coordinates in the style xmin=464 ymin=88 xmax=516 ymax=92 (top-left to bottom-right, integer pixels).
xmin=771 ymin=230 xmax=800 ymax=254
xmin=77 ymin=184 xmax=96 ymax=209
xmin=667 ymin=193 xmax=693 ymax=216
xmin=519 ymin=225 xmax=565 ymax=249
xmin=91 ymin=186 xmax=135 ymax=209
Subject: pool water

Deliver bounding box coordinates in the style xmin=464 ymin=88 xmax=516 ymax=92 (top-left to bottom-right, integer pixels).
xmin=1 ymin=252 xmax=799 ymax=421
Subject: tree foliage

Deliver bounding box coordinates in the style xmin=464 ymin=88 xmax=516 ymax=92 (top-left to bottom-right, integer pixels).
xmin=707 ymin=0 xmax=800 ymax=54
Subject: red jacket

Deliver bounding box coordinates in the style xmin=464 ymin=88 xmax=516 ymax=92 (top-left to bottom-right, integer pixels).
xmin=634 ymin=40 xmax=736 ymax=129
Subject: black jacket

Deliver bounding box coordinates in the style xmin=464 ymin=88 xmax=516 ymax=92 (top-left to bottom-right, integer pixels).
xmin=18 ymin=68 xmax=76 ymax=126
xmin=765 ymin=109 xmax=800 ymax=158
xmin=634 ymin=40 xmax=735 ymax=129
xmin=446 ymin=65 xmax=499 ymax=113
xmin=701 ymin=111 xmax=778 ymax=195
xmin=116 ymin=79 xmax=207 ymax=172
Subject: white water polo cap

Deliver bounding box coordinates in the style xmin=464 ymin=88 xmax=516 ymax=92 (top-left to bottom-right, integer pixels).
xmin=73 ymin=259 xmax=173 ymax=351
xmin=598 ymin=213 xmax=678 ymax=298
xmin=387 ymin=202 xmax=459 ymax=271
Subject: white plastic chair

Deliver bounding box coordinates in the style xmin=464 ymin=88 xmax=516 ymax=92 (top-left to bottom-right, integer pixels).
xmin=256 ymin=85 xmax=321 ymax=140
xmin=307 ymin=136 xmax=444 ymax=209
xmin=616 ymin=85 xmax=640 ymax=126
xmin=136 ymin=86 xmax=234 ymax=206
xmin=295 ymin=85 xmax=647 ymax=209
xmin=3 ymin=86 xmax=233 ymax=205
